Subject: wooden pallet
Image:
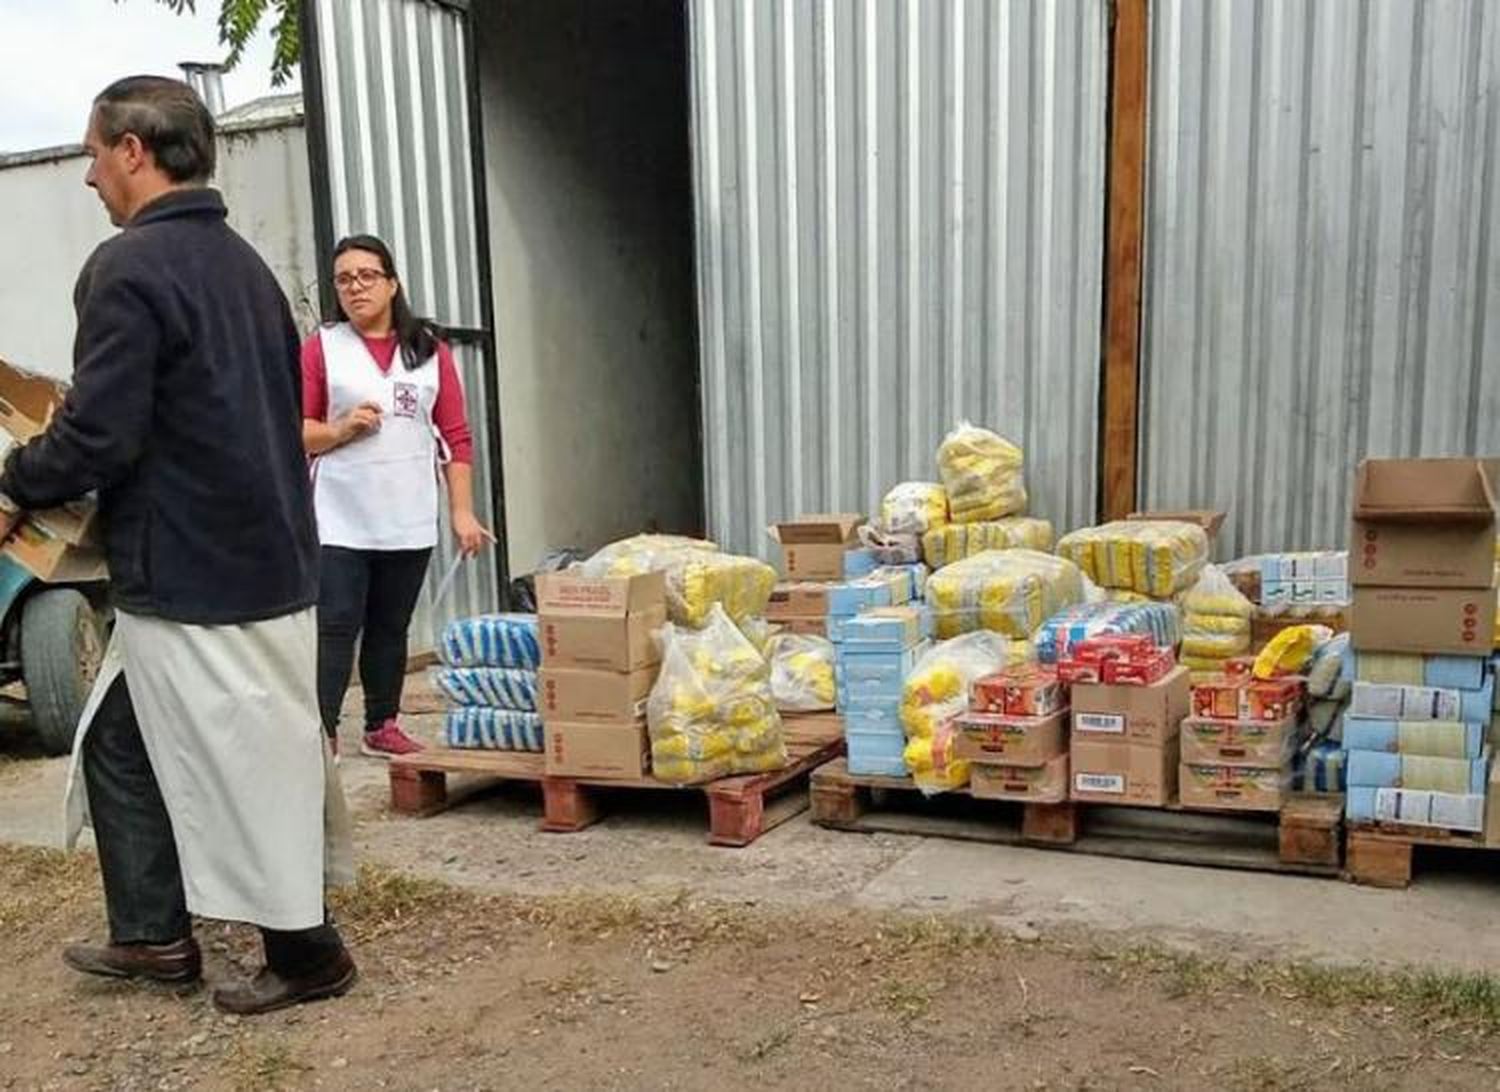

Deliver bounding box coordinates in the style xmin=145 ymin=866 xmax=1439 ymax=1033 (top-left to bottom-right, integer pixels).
xmin=810 ymin=758 xmax=1344 ymax=877
xmin=1345 ymin=822 xmax=1499 ymax=888
xmin=387 ymin=714 xmax=845 ymax=847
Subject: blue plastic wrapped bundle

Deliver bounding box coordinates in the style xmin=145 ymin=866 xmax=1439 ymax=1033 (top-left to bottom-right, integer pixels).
xmin=439 ymin=613 xmax=541 ymax=669
xmin=444 ymin=708 xmax=545 ymax=751
xmin=432 ymin=667 xmax=538 ymax=711
xmin=1293 ymin=740 xmax=1346 ymax=793
xmin=1033 ymin=601 xmax=1181 ymax=664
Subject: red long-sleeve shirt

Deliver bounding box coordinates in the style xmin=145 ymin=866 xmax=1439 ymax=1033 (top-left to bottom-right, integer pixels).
xmin=300 ymin=329 xmax=474 ymax=464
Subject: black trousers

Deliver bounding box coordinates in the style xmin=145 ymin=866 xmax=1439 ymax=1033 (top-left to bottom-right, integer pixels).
xmin=84 ymin=675 xmax=345 ymax=973
xmin=316 ymin=546 xmax=433 ymax=737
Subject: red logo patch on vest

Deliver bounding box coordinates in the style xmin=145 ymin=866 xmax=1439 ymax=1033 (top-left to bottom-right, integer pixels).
xmin=392 ymin=382 xmax=420 ymax=419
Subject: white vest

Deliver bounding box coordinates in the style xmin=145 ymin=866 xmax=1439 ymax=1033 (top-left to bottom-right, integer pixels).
xmin=312 ymin=322 xmax=442 ymax=550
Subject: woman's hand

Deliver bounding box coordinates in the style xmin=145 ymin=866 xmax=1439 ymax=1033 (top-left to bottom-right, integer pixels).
xmin=337 ymin=401 xmax=383 ymax=445
xmin=452 ymin=510 xmax=495 ymax=557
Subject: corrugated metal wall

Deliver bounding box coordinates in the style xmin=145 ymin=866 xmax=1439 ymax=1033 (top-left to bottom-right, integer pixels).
xmin=689 ymin=0 xmax=1109 ymax=557
xmin=1141 ymin=0 xmax=1500 ymax=558
xmin=309 ymin=0 xmax=501 ymax=643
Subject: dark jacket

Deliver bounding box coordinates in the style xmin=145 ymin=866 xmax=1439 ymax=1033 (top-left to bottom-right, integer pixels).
xmin=0 ymin=188 xmax=318 ymax=624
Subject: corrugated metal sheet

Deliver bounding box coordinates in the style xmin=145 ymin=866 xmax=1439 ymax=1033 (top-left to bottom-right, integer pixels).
xmin=309 ymin=0 xmax=500 ymax=642
xmin=1141 ymin=0 xmax=1500 ymax=558
xmin=689 ymin=0 xmax=1109 ymax=557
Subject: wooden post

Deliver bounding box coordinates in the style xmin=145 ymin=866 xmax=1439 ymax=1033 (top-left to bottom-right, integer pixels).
xmin=1101 ymin=0 xmax=1150 ymax=520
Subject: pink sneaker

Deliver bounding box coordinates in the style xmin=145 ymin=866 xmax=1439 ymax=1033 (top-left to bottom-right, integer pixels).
xmin=361 ymin=719 xmax=426 ymax=759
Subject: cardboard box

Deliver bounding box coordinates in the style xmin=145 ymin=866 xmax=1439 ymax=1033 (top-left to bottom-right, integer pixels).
xmin=766 ymin=582 xmax=832 ymax=619
xmin=537 ymin=570 xmax=666 ymax=672
xmin=1126 ymin=509 xmax=1227 ymax=540
xmin=1179 ymin=762 xmax=1286 ymax=812
xmin=1484 ymin=760 xmax=1500 ymax=846
xmin=1350 ymin=585 xmax=1495 ymax=656
xmin=1070 ymin=737 xmax=1179 ymax=807
xmin=828 ymin=578 xmax=895 ymax=617
xmin=970 ymin=667 xmax=1064 ymax=717
xmin=952 ymin=710 xmax=1066 ymax=767
xmin=0 ymin=356 xmax=65 ymax=441
xmin=538 ymin=666 xmax=656 ymax=723
xmin=544 ymin=721 xmax=649 ymax=779
xmin=1350 ymin=681 xmax=1468 ymax=721
xmin=774 ymin=615 xmax=828 ymax=638
xmin=1179 ymin=715 xmax=1298 ymax=768
xmin=1350 ymin=458 xmax=1498 ymax=589
xmin=769 ymin=515 xmax=864 ymax=581
xmin=969 ymin=752 xmax=1068 ymax=803
xmin=1070 ymin=665 xmax=1190 ymax=746
xmin=1345 ymin=747 xmax=1490 ymax=794
xmin=1342 ymin=716 xmax=1485 ymax=759
xmin=1191 ymin=675 xmax=1302 ymax=722
xmin=4 ymin=520 xmax=106 ymax=582
xmin=840 ymin=606 xmax=928 ymax=650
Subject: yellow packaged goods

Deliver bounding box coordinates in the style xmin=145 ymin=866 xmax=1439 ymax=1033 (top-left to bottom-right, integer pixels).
xmin=921 ymin=517 xmax=1056 ymax=568
xmin=767 ymin=633 xmax=837 ymax=712
xmin=1181 ymin=565 xmax=1252 ymax=668
xmin=926 ymin=549 xmax=1084 ymax=640
xmin=878 ymin=481 xmax=949 ymax=536
xmin=901 ymin=631 xmax=1031 ymax=741
xmin=903 ymin=722 xmax=969 ymax=793
xmin=1056 ymin=520 xmax=1209 ymax=598
xmin=646 ymin=605 xmax=787 ymax=784
xmin=580 ymin=534 xmax=776 ymax=627
xmin=937 ymin=422 xmax=1028 ymax=523
xmin=1253 ymin=624 xmax=1332 ymax=680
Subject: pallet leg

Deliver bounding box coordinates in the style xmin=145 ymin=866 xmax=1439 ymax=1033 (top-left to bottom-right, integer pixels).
xmin=1022 ymin=801 xmax=1079 ymax=845
xmin=810 ymin=768 xmax=866 ymax=826
xmin=390 ymin=765 xmax=447 ymax=816
xmin=1279 ymin=796 xmax=1344 ymax=868
xmin=1346 ymin=833 xmax=1412 ymax=889
xmin=539 ymin=777 xmax=604 ymax=833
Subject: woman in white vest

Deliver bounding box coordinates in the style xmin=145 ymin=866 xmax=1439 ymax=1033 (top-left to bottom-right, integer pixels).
xmin=301 ymin=235 xmax=492 ymax=758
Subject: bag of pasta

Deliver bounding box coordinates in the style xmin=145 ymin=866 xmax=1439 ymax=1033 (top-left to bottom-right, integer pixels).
xmin=647 ymin=605 xmax=787 ymax=785
xmin=767 ymin=633 xmax=837 ymax=712
xmin=580 ymin=534 xmax=776 ymax=627
xmin=937 ymin=422 xmax=1027 ymax=523
xmin=925 ymin=549 xmax=1084 ymax=640
xmin=901 ymin=631 xmax=1031 ymax=741
xmin=1056 ymin=520 xmax=1208 ymax=599
xmin=1180 ymin=565 xmax=1252 ymax=671
xmin=921 ymin=517 xmax=1055 ymax=568
xmin=878 ymin=481 xmax=950 ymax=536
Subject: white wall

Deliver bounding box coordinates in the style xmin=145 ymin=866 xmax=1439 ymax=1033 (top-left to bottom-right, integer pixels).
xmin=0 ymin=120 xmax=318 ymax=379
xmin=476 ymin=0 xmax=704 ymax=578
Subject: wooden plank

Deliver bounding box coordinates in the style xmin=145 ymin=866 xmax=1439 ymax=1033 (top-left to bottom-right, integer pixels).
xmin=1346 ymin=832 xmax=1413 ymax=889
xmin=1100 ymin=0 xmax=1150 ymax=520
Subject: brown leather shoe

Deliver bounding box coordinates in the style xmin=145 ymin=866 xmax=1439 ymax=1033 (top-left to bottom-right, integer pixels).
xmin=63 ymin=938 xmax=202 ymax=984
xmin=211 ymin=949 xmax=357 ymax=1016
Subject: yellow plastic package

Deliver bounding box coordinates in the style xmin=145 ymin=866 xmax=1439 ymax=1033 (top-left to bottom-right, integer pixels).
xmin=647 ymin=605 xmax=787 ymax=784
xmin=879 ymin=481 xmax=950 ymax=536
xmin=1180 ymin=565 xmax=1252 ymax=668
xmin=925 ymin=549 xmax=1084 ymax=640
xmin=766 ymin=633 xmax=837 ymax=712
xmin=921 ymin=517 xmax=1056 ymax=568
xmin=936 ymin=422 xmax=1028 ymax=523
xmin=901 ymin=630 xmax=1032 ymax=740
xmin=1056 ymin=520 xmax=1208 ymax=598
xmin=903 ymin=722 xmax=968 ymax=793
xmin=1253 ymin=624 xmax=1333 ymax=680
xmin=580 ymin=534 xmax=776 ymax=627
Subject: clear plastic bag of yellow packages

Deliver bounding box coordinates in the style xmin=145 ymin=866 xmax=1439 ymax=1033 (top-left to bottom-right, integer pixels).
xmin=1056 ymin=520 xmax=1208 ymax=598
xmin=580 ymin=534 xmax=776 ymax=627
xmin=738 ymin=616 xmax=777 ymax=656
xmin=925 ymin=549 xmax=1084 ymax=640
xmin=901 ymin=631 xmax=1031 ymax=740
xmin=903 ymin=721 xmax=968 ymax=794
xmin=1180 ymin=565 xmax=1251 ymax=666
xmin=647 ymin=605 xmax=787 ymax=785
xmin=878 ymin=481 xmax=950 ymax=536
xmin=936 ymin=422 xmax=1028 ymax=523
xmin=921 ymin=517 xmax=1056 ymax=568
xmin=766 ymin=633 xmax=837 ymax=712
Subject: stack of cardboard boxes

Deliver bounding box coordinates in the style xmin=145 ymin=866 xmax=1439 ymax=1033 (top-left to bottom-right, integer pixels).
xmin=1344 ymin=458 xmax=1500 ymax=835
xmin=764 ymin=515 xmax=863 ymax=636
xmin=1180 ymin=664 xmax=1304 ymax=811
xmin=1064 ymin=637 xmax=1191 ymax=806
xmin=839 ymin=606 xmax=930 ymax=777
xmin=536 ymin=569 xmax=666 ymax=779
xmin=952 ymin=666 xmax=1069 ymax=801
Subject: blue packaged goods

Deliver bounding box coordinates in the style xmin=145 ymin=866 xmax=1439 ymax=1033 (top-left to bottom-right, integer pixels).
xmin=1348 ymin=679 xmax=1493 ymax=724
xmin=843 ymin=705 xmax=906 ymax=736
xmin=847 ymin=737 xmax=911 ymax=778
xmin=1345 ymin=748 xmax=1489 ymax=794
xmin=444 ymin=708 xmax=545 ymax=751
xmin=1293 ymin=740 xmax=1345 ymax=793
xmin=439 ymin=613 xmax=541 ymax=670
xmin=828 ymin=577 xmax=902 ymax=617
xmin=841 ymin=607 xmax=930 ymax=650
xmin=1341 ymin=716 xmax=1485 ymax=759
xmin=839 ymin=642 xmax=929 ymax=707
xmin=1033 ymin=601 xmax=1181 ymax=665
xmin=843 ymin=548 xmax=879 ymax=579
xmin=432 ymin=667 xmax=539 ymax=711
xmin=1344 ymin=650 xmax=1490 ymax=691
xmin=1346 ymin=786 xmax=1485 ymax=831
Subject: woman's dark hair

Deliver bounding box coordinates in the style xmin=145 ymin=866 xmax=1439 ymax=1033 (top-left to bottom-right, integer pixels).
xmin=330 ymin=234 xmax=438 ymax=370
xmin=93 ymin=75 xmax=216 ymax=183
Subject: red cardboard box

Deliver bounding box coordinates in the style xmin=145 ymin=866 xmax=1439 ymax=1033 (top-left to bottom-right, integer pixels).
xmin=970 ymin=666 xmax=1064 ymax=717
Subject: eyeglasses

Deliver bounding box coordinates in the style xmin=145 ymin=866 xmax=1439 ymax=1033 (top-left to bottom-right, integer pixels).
xmin=334 ymin=269 xmax=390 ymax=291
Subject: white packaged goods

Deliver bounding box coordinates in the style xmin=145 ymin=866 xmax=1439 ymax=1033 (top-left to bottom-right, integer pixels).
xmin=767 ymin=633 xmax=837 ymax=712
xmin=925 ymin=549 xmax=1085 ymax=640
xmin=936 ymin=422 xmax=1027 ymax=523
xmin=579 ymin=534 xmax=776 ymax=627
xmin=1056 ymin=520 xmax=1209 ymax=599
xmin=646 ymin=605 xmax=787 ymax=784
xmin=921 ymin=517 xmax=1056 ymax=568
xmin=432 ymin=667 xmax=538 ymax=711
xmin=439 ymin=613 xmax=541 ymax=669
xmin=878 ymin=481 xmax=949 ymax=536
xmin=444 ymin=708 xmax=545 ymax=752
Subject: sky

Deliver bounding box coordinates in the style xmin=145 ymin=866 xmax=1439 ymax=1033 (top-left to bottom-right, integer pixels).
xmin=0 ymin=0 xmax=296 ymax=153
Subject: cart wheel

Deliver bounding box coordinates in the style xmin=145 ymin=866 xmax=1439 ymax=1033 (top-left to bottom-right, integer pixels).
xmin=21 ymin=589 xmax=103 ymax=756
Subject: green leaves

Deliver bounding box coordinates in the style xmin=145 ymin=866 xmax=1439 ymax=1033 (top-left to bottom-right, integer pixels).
xmin=115 ymin=0 xmax=302 ymax=86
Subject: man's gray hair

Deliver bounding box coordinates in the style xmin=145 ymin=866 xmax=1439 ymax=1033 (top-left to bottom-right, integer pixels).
xmin=93 ymin=76 xmax=216 ymax=184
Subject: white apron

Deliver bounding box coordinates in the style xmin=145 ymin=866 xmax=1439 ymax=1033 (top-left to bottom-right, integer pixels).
xmin=312 ymin=322 xmax=443 ymax=551
xmin=63 ymin=609 xmax=355 ymax=931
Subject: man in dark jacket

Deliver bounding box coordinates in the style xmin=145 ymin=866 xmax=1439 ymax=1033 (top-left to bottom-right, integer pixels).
xmin=0 ymin=75 xmax=355 ymax=1015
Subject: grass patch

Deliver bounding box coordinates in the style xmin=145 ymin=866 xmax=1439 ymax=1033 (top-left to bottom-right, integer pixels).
xmin=879 ymin=976 xmax=934 ymax=1017
xmin=0 ymin=843 xmax=96 ymax=932
xmin=225 ymin=1040 xmax=312 ymax=1091
xmin=328 ymin=862 xmax=451 ymax=940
